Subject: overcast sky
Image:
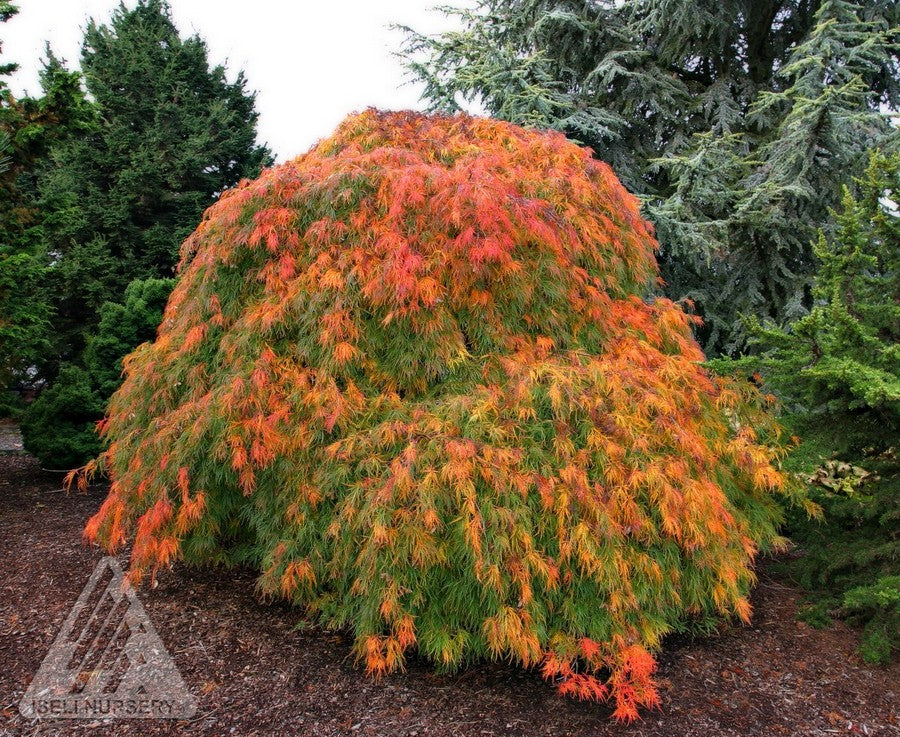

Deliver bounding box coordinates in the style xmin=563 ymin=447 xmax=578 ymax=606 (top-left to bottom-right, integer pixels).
xmin=5 ymin=1 xmax=470 ymax=161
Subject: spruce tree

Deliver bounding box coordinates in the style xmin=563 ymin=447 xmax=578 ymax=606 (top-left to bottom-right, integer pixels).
xmin=749 ymin=150 xmax=899 ymax=426
xmin=743 ymin=151 xmax=899 ymax=665
xmin=400 ymin=0 xmax=899 ymax=353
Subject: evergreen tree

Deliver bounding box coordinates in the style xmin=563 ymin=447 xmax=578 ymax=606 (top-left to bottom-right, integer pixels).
xmin=741 ymin=152 xmax=899 ymax=665
xmin=0 ymin=4 xmax=95 ymax=401
xmin=41 ymin=0 xmax=272 ymax=360
xmin=22 ymin=277 xmax=173 ymax=467
xmin=749 ymin=150 xmax=899 ymax=426
xmin=400 ymin=0 xmax=899 ymax=353
xmin=21 ymin=0 xmax=271 ymax=463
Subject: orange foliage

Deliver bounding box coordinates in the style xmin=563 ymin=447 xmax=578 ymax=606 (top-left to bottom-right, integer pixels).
xmin=75 ymin=109 xmax=799 ymax=720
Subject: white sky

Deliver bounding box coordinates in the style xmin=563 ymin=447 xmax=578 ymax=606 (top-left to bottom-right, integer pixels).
xmin=5 ymin=1 xmax=469 ymax=162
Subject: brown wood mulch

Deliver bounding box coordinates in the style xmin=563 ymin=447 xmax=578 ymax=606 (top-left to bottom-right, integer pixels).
xmin=1 ymin=451 xmax=897 ymax=737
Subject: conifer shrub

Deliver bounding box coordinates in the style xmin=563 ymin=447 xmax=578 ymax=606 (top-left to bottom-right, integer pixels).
xmin=23 ymin=277 xmax=173 ymax=467
xmin=746 ymin=151 xmax=899 ymax=424
xmin=736 ymin=151 xmax=899 ymax=664
xmin=77 ymin=110 xmax=800 ymax=720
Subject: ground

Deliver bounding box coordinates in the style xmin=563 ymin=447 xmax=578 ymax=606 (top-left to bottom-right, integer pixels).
xmin=0 ymin=447 xmax=897 ymax=737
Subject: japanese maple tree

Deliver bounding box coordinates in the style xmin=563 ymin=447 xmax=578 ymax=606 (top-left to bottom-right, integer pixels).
xmin=76 ymin=109 xmax=801 ymax=720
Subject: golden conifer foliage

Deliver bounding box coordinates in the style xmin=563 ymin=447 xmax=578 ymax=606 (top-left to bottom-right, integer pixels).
xmin=77 ymin=110 xmax=796 ymax=720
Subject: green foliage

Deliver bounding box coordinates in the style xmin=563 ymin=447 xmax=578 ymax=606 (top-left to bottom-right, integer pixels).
xmin=21 ymin=364 xmax=104 ymax=468
xmin=38 ymin=0 xmax=272 ymax=358
xmin=0 ymin=251 xmax=50 ymax=388
xmin=19 ymin=0 xmax=270 ymax=464
xmin=23 ymin=278 xmax=172 ymax=468
xmin=775 ymin=416 xmax=898 ymax=664
xmin=748 ymin=151 xmax=899 ymax=424
xmin=709 ymin=152 xmax=898 ymax=663
xmin=0 ymin=2 xmax=18 ymax=80
xmin=0 ymin=9 xmax=95 ymax=393
xmin=84 ymin=277 xmax=174 ymax=398
xmin=843 ymin=576 xmax=899 ymax=664
xmin=400 ymin=0 xmax=900 ymax=353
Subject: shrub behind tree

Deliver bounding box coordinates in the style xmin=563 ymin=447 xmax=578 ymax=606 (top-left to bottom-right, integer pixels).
xmin=744 ymin=151 xmax=899 ymax=664
xmin=23 ymin=277 xmax=174 ymax=467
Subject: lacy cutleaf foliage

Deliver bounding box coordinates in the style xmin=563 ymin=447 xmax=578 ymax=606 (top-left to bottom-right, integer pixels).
xmin=80 ymin=110 xmax=797 ymax=720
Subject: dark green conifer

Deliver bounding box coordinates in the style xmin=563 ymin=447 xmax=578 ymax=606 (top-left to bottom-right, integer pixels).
xmin=21 ymin=0 xmax=271 ymax=464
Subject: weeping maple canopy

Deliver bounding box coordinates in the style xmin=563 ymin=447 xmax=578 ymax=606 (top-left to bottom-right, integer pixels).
xmin=78 ymin=109 xmax=796 ymax=720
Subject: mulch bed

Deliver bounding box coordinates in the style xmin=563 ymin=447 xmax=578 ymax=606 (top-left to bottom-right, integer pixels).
xmin=1 ymin=451 xmax=897 ymax=737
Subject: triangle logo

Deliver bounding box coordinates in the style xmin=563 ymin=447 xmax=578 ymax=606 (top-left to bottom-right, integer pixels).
xmin=20 ymin=556 xmax=197 ymax=720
